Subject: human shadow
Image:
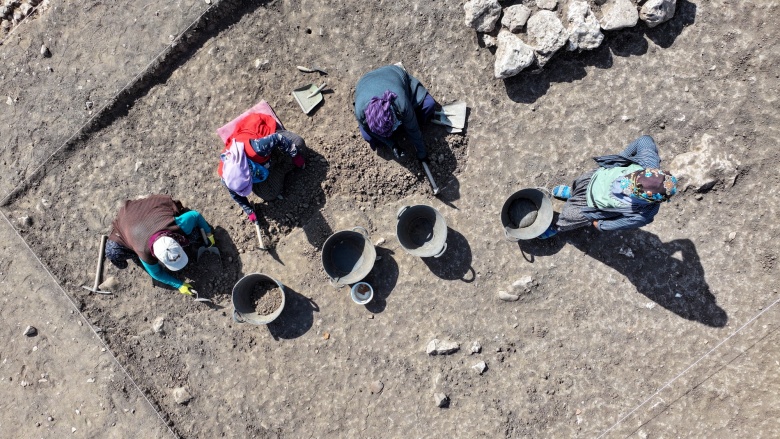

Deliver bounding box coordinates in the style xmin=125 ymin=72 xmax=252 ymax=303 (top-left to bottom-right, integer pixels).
xmin=502 ymin=0 xmax=697 ymax=104
xmin=266 ymin=286 xmax=318 ymax=340
xmin=520 ymin=227 xmax=727 ymax=327
xmin=420 ymin=228 xmax=475 ymax=282
xmin=256 ymin=148 xmax=332 ymax=250
xmin=362 ymin=247 xmax=400 ymax=314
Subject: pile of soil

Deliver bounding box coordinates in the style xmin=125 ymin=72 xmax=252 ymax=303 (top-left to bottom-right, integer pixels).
xmin=249 ymin=280 xmax=282 ymax=316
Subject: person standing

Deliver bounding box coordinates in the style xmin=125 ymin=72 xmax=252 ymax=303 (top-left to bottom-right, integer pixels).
xmin=539 ymin=135 xmax=679 ymax=239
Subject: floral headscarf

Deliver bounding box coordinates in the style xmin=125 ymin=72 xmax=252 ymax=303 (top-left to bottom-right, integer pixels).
xmin=619 ymin=168 xmax=678 ymax=202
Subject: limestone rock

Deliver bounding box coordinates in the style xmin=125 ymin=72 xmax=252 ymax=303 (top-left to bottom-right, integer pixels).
xmin=501 ymin=4 xmax=531 ymax=32
xmin=536 ymin=0 xmax=558 ymax=10
xmin=369 ymin=380 xmax=384 ymax=394
xmin=481 ymin=33 xmax=497 ymax=48
xmin=526 ymin=10 xmax=568 ymax=67
xmin=565 ymin=0 xmax=603 ymax=51
xmin=426 ymin=339 xmax=460 ymax=355
xmin=23 ymin=326 xmax=37 ymax=337
xmin=640 ymin=0 xmax=676 ymax=28
xmin=152 ymin=316 xmax=165 ymax=334
xmin=494 ymin=30 xmax=536 ymax=79
xmin=172 ymin=387 xmax=192 ymax=405
xmin=434 ymin=392 xmax=449 ymax=407
xmin=669 ymin=134 xmax=739 ymax=192
xmin=498 ymin=290 xmax=520 ymax=301
xmin=600 ymin=0 xmax=639 ymax=31
xmin=471 ymin=341 xmax=482 ymax=354
xmin=510 ymin=276 xmax=535 ymax=293
xmin=472 ymin=361 xmax=488 ymax=374
xmin=40 ymin=44 xmax=50 ymax=57
xmin=464 ymin=0 xmax=502 ymax=33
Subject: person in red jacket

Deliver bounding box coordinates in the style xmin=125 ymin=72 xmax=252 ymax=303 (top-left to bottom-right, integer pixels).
xmin=217 ymin=112 xmax=306 ymax=223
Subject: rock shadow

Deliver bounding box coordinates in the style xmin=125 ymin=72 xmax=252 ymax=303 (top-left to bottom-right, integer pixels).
xmin=421 ymin=227 xmax=475 ymax=282
xmin=520 ymin=226 xmax=726 ymax=327
xmin=266 ymin=286 xmax=319 ymax=340
xmin=502 ymin=0 xmax=697 ymax=104
xmin=362 ymin=247 xmax=400 ymax=314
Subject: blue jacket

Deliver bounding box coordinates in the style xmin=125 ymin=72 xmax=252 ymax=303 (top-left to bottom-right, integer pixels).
xmin=354 ymin=65 xmax=429 ymax=156
xmin=582 ymin=136 xmax=664 ymax=231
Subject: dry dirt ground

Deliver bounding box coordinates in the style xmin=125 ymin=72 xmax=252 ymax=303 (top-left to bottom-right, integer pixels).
xmin=2 ymin=0 xmax=780 ymax=438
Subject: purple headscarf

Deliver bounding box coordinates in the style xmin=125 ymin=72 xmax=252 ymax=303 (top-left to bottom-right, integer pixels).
xmin=221 ymin=139 xmax=253 ymax=196
xmin=365 ymin=90 xmax=398 ymax=137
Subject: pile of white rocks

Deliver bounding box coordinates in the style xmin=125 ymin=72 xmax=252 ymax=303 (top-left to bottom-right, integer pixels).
xmin=464 ymin=0 xmax=677 ymax=79
xmin=0 ymin=0 xmax=46 ymax=35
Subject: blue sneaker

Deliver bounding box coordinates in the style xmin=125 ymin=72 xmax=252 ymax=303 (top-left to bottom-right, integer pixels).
xmin=537 ymin=226 xmax=558 ymax=239
xmin=552 ymin=185 xmax=572 ymax=200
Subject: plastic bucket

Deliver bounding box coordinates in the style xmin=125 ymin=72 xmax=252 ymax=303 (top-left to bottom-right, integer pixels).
xmin=321 ymin=227 xmax=376 ymax=287
xmin=396 ymin=205 xmax=448 ymax=258
xmin=501 ymin=188 xmax=553 ymax=241
xmin=232 ymin=273 xmax=286 ymax=325
xmin=350 ymin=282 xmax=374 ymax=305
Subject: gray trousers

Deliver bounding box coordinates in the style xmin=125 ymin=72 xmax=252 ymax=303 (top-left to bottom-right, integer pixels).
xmin=554 ymin=170 xmax=595 ymax=232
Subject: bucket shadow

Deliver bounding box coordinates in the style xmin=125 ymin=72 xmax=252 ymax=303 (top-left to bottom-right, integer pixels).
xmin=362 ymin=247 xmax=400 ymax=314
xmin=266 ymin=286 xmax=318 ymax=340
xmin=421 ymin=228 xmax=475 ymax=282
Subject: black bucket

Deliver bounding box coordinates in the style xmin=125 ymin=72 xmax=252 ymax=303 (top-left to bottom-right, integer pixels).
xmin=501 ymin=188 xmax=553 ymax=241
xmin=321 ymin=227 xmax=376 ymax=287
xmin=396 ymin=205 xmax=448 ymax=258
xmin=232 ymin=273 xmax=286 ymax=325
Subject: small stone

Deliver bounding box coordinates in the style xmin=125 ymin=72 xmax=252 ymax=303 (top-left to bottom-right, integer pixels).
xmin=86 ymin=378 xmax=95 ymax=383
xmin=640 ymin=0 xmax=676 ymax=28
xmin=369 ymin=381 xmax=384 ymax=394
xmin=72 ymin=427 xmax=77 ymax=433
xmin=694 ymin=193 xmax=703 ymax=200
xmin=481 ymin=34 xmax=497 ymax=48
xmin=152 ymin=316 xmax=165 ymax=334
xmin=536 ymin=0 xmax=558 ymax=10
xmin=322 ymin=332 xmax=330 ymax=340
xmin=374 ymin=237 xmax=386 ymax=246
xmin=426 ymin=339 xmax=460 ymax=355
xmin=204 ymin=0 xmax=211 ymax=4
xmin=172 ymin=387 xmax=192 ymax=405
xmin=6 ymin=96 xmax=13 ymax=105
xmin=23 ymin=326 xmax=37 ymax=336
xmin=472 ymin=361 xmax=487 ymax=374
xmin=85 ymin=101 xmax=93 ymax=110
xmin=434 ymin=392 xmax=449 ymax=408
xmin=471 ymin=341 xmax=482 ymax=354
xmin=498 ymin=290 xmax=520 ymax=302
xmin=728 ymin=232 xmax=736 ymax=241
xmin=367 ymin=315 xmax=374 ymax=319
xmin=40 ymin=44 xmax=50 ymax=57
xmin=510 ymin=276 xmax=534 ymax=292
xmin=98 ymin=276 xmax=118 ymax=291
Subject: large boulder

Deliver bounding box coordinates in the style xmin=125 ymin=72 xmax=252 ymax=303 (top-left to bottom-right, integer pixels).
xmin=536 ymin=0 xmax=558 ymax=10
xmin=640 ymin=0 xmax=676 ymax=28
xmin=464 ymin=0 xmax=502 ymax=33
xmin=565 ymin=0 xmax=603 ymax=51
xmin=669 ymin=134 xmax=739 ymax=192
xmin=526 ymin=10 xmax=568 ymax=67
xmin=494 ymin=30 xmax=536 ymax=79
xmin=599 ymin=0 xmax=639 ymax=31
xmin=501 ymin=4 xmax=532 ymax=32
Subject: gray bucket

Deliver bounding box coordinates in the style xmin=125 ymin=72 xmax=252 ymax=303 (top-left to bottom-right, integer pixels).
xmin=501 ymin=188 xmax=554 ymax=241
xmin=396 ymin=205 xmax=448 ymax=258
xmin=232 ymin=273 xmax=286 ymax=325
xmin=321 ymin=227 xmax=376 ymax=288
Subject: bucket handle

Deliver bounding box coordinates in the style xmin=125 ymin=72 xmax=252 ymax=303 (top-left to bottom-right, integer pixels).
xmin=433 ymin=242 xmax=448 ymax=258
xmin=352 ymin=226 xmax=369 ymax=239
xmin=233 ymin=310 xmax=246 ymax=324
xmin=396 ymin=206 xmax=409 ymax=219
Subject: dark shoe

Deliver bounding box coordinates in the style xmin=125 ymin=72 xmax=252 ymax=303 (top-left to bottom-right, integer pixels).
xmin=552 ymin=185 xmax=572 ymax=200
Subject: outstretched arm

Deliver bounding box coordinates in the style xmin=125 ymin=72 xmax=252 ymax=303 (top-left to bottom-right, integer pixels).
xmin=141 ymin=260 xmax=184 ymax=289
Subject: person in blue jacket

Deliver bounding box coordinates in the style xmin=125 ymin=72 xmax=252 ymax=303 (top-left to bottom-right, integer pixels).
xmin=104 ymin=194 xmax=214 ymax=295
xmin=539 ymin=135 xmax=679 ymax=239
xmin=354 ymin=65 xmax=437 ymax=160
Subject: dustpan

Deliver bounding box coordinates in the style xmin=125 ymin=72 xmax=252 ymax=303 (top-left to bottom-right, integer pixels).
xmin=292 ymin=83 xmax=325 ymax=114
xmin=432 ymin=101 xmax=467 ymax=133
